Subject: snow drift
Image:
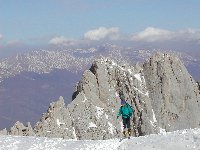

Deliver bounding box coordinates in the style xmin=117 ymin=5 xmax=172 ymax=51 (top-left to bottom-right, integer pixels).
xmin=0 ymin=128 xmax=200 ymax=150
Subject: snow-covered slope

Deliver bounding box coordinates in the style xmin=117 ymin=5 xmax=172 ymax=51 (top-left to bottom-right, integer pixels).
xmin=0 ymin=45 xmax=199 ymax=83
xmin=0 ymin=49 xmax=94 ymax=82
xmin=0 ymin=128 xmax=200 ymax=150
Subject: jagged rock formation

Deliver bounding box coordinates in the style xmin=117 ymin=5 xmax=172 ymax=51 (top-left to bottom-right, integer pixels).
xmin=0 ymin=128 xmax=7 ymax=135
xmin=34 ymin=96 xmax=75 ymax=139
xmin=143 ymin=53 xmax=200 ymax=131
xmin=1 ymin=52 xmax=200 ymax=140
xmin=9 ymin=121 xmax=35 ymax=136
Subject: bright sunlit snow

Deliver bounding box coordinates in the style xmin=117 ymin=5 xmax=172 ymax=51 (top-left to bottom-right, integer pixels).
xmin=1 ymin=128 xmax=200 ymax=150
xmin=88 ymin=122 xmax=97 ymax=128
xmin=134 ymin=73 xmax=142 ymax=82
xmin=95 ymin=106 xmax=104 ymax=119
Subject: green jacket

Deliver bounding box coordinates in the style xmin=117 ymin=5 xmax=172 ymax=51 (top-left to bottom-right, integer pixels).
xmin=117 ymin=103 xmax=133 ymax=118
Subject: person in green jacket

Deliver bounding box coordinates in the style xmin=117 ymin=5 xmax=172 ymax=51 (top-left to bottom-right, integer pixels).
xmin=117 ymin=97 xmax=133 ymax=137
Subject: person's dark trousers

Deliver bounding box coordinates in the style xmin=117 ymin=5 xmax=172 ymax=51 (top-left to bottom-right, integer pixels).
xmin=122 ymin=117 xmax=130 ymax=129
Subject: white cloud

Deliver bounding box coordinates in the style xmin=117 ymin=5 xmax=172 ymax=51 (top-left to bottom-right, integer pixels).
xmin=132 ymin=27 xmax=200 ymax=43
xmin=177 ymin=28 xmax=200 ymax=42
xmin=48 ymin=27 xmax=200 ymax=46
xmin=48 ymin=27 xmax=200 ymax=47
xmin=132 ymin=27 xmax=174 ymax=42
xmin=49 ymin=36 xmax=68 ymax=45
xmin=84 ymin=27 xmax=120 ymax=40
xmin=49 ymin=36 xmax=77 ymax=46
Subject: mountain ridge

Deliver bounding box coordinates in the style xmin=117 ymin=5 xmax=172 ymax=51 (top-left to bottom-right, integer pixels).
xmin=0 ymin=46 xmax=200 ymax=129
xmin=1 ymin=52 xmax=200 ymax=140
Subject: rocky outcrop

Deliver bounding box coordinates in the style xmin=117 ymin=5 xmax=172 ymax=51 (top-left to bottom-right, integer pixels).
xmin=34 ymin=96 xmax=75 ymax=139
xmin=47 ymin=53 xmax=200 ymax=139
xmin=2 ymin=52 xmax=200 ymax=140
xmin=143 ymin=53 xmax=200 ymax=131
xmin=0 ymin=128 xmax=7 ymax=135
xmin=9 ymin=121 xmax=35 ymax=136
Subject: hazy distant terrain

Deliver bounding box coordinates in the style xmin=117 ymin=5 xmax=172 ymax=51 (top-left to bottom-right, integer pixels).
xmin=0 ymin=69 xmax=81 ymax=128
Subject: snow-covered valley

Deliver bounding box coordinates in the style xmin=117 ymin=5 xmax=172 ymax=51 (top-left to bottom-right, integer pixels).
xmin=0 ymin=128 xmax=200 ymax=150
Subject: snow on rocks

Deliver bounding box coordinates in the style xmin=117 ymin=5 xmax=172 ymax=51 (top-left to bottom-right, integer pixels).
xmin=88 ymin=122 xmax=97 ymax=128
xmin=56 ymin=119 xmax=65 ymax=127
xmin=152 ymin=109 xmax=157 ymax=123
xmin=95 ymin=106 xmax=104 ymax=119
xmin=107 ymin=122 xmax=115 ymax=135
xmin=134 ymin=73 xmax=142 ymax=82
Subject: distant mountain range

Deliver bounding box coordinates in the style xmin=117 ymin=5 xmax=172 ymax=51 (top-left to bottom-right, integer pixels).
xmin=0 ymin=44 xmax=200 ymax=129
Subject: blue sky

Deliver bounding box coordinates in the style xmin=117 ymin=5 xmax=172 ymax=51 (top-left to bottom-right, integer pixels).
xmin=0 ymin=0 xmax=200 ymax=55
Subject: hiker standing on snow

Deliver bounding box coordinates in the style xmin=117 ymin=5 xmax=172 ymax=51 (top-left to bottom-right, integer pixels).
xmin=117 ymin=95 xmax=133 ymax=137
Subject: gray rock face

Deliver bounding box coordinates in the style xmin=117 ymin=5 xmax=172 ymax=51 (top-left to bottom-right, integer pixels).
xmin=69 ymin=58 xmax=156 ymax=139
xmin=2 ymin=52 xmax=200 ymax=140
xmin=143 ymin=53 xmax=200 ymax=132
xmin=53 ymin=53 xmax=200 ymax=139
